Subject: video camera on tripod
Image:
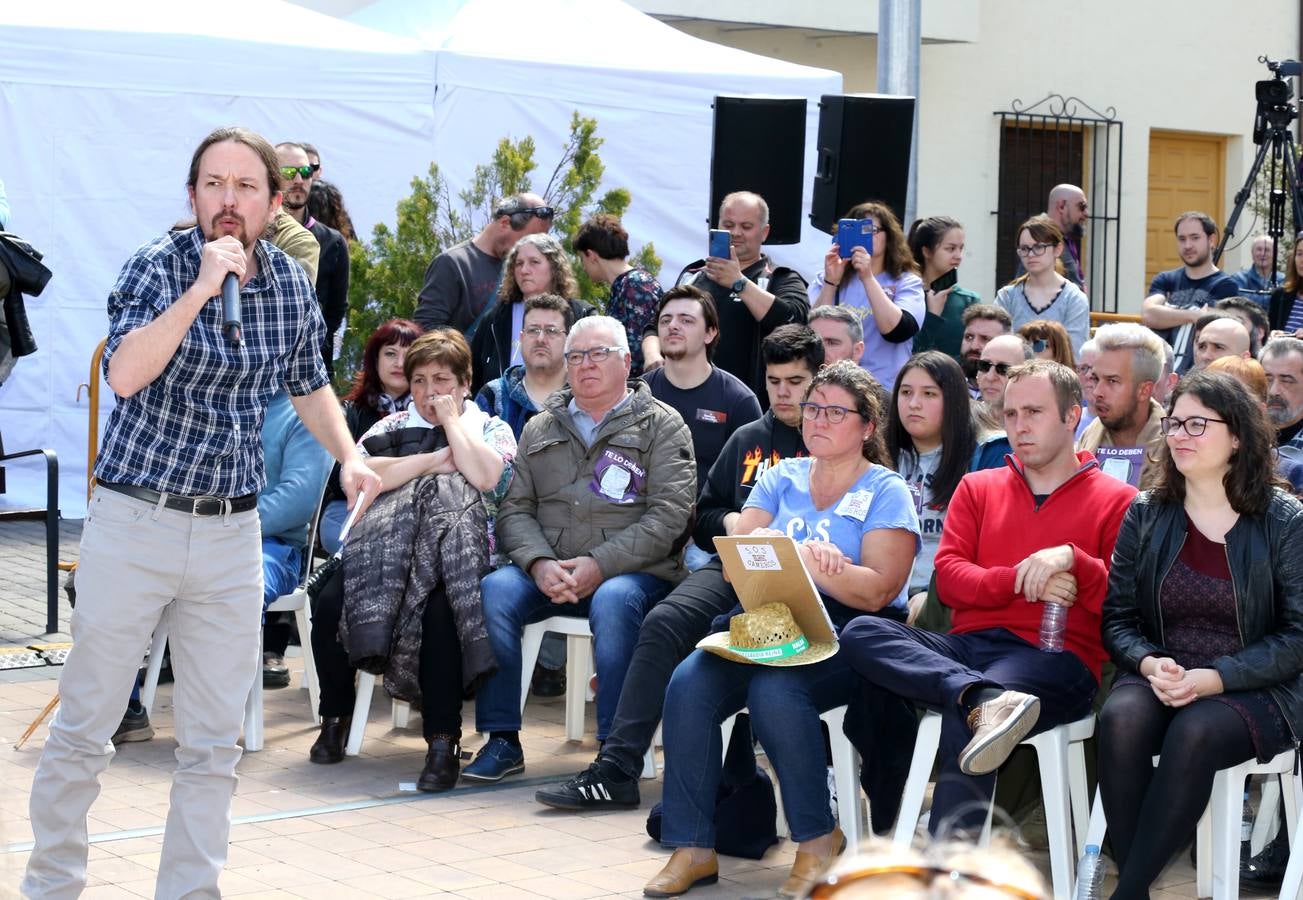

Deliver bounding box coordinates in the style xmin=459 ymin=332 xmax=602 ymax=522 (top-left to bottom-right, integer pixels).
xmin=1215 ymin=56 xmax=1303 ymax=281
xmin=1254 ymin=57 xmax=1302 ymax=145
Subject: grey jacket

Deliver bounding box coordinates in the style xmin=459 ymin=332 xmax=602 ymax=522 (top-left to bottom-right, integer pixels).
xmin=496 ymin=380 xmax=695 ymax=584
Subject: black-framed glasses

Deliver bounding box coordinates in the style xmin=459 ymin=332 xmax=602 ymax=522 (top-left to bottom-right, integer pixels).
xmin=279 ymin=165 xmax=313 ymax=181
xmin=810 ymin=863 xmax=1042 ymax=899
xmin=800 ymin=402 xmax=858 ymax=424
xmin=976 ymin=359 xmax=1012 ymax=376
xmin=564 ymin=346 xmax=621 ymax=366
xmin=521 ymin=206 xmax=555 ymax=220
xmin=1015 ymin=242 xmax=1054 ymax=258
xmin=524 ymin=325 xmax=565 ymax=340
xmin=1160 ymin=415 xmax=1229 ymax=437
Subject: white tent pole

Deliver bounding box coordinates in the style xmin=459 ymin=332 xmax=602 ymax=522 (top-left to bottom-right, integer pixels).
xmin=876 ymin=0 xmax=920 ymax=226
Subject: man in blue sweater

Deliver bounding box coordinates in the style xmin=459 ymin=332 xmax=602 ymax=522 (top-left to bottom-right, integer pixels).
xmin=258 ymin=390 xmax=333 ymax=686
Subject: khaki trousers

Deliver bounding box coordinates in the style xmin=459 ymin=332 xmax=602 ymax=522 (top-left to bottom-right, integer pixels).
xmin=23 ymin=486 xmax=262 ymax=900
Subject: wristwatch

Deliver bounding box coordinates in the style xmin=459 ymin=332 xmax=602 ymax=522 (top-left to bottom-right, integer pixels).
xmin=730 ymin=276 xmax=748 ymax=294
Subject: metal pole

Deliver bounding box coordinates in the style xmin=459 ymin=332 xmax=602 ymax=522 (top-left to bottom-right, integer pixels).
xmin=877 ymin=0 xmax=921 ymax=225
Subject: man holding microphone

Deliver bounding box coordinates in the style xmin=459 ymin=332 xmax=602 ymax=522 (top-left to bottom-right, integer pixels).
xmin=22 ymin=126 xmax=380 ymax=899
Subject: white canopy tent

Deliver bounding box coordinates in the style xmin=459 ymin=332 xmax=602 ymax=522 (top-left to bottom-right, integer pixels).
xmin=0 ymin=0 xmax=435 ymax=515
xmin=353 ymin=0 xmax=843 ymax=281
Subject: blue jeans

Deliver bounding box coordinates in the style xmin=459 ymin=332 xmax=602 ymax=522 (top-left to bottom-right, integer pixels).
xmin=318 ymin=499 xmax=348 ymax=555
xmin=475 ymin=565 xmax=671 ymax=740
xmin=660 ymin=648 xmax=854 ymax=847
xmin=261 ymin=537 xmax=302 ymax=610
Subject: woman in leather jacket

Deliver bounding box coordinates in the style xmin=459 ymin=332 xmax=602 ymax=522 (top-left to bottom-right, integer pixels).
xmin=1098 ymin=370 xmax=1303 ymax=899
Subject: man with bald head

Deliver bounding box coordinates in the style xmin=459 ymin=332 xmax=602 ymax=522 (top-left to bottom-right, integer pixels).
xmin=415 ymin=191 xmax=554 ymax=334
xmin=1016 ymin=184 xmax=1087 ymax=287
xmin=976 ymin=334 xmax=1034 ymax=415
xmin=1192 ymin=315 xmax=1252 ymax=370
xmin=675 ymin=190 xmax=808 ymax=395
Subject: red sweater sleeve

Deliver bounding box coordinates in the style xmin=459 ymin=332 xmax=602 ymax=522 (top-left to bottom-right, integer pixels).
xmin=1069 ymin=490 xmax=1131 ymax=614
xmin=935 ymin=478 xmax=1020 ymax=609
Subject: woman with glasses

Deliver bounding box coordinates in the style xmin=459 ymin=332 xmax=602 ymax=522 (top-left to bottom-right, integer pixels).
xmin=1017 ymin=319 xmax=1075 ymax=368
xmin=575 ymin=213 xmax=665 ymax=375
xmin=908 ymin=215 xmax=982 ymax=361
xmin=470 ymin=232 xmax=596 ymax=392
xmin=1268 ymin=239 xmax=1303 ymax=338
xmin=645 ymin=360 xmax=920 ymax=899
xmin=812 ymin=201 xmax=926 ymax=391
xmin=1098 ymin=370 xmax=1303 ymax=898
xmin=886 ymin=351 xmax=1011 ymax=629
xmin=308 ymin=329 xmax=517 ymax=792
xmin=995 ymin=215 xmax=1090 ymax=354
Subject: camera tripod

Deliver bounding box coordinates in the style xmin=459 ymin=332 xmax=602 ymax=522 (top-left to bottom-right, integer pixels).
xmin=1215 ymin=69 xmax=1303 ymax=288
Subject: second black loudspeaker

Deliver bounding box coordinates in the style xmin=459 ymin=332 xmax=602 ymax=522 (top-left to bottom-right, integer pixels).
xmin=810 ymin=94 xmax=915 ymax=235
xmin=710 ymin=96 xmax=807 ymax=245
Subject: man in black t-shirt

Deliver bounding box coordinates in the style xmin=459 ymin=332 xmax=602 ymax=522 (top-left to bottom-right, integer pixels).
xmin=643 ymin=286 xmax=761 ymax=490
xmin=413 ymin=193 xmax=553 ymax=334
xmin=1141 ymin=211 xmax=1239 ymax=373
xmin=674 ymin=191 xmax=808 ymax=398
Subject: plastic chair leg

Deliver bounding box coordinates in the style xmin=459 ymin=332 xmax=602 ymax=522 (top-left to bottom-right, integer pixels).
xmin=345 ymin=671 xmax=375 ymax=757
xmin=822 ymin=706 xmax=863 ymax=849
xmin=518 ymin=623 xmax=545 ymax=715
xmin=564 ymin=633 xmax=590 ymax=741
xmin=894 ymin=712 xmax=942 ymax=847
xmin=294 ymin=603 xmax=321 ymax=725
xmin=1036 ymin=729 xmax=1076 ymax=899
xmin=139 ymin=613 xmax=171 ymax=716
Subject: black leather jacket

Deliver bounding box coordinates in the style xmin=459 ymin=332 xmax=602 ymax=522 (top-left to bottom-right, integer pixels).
xmin=1102 ymin=489 xmax=1303 ymax=741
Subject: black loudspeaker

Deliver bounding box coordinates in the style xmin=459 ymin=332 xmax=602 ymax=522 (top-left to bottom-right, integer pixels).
xmin=810 ymin=94 xmax=915 ymax=235
xmin=710 ymin=96 xmax=807 ymax=245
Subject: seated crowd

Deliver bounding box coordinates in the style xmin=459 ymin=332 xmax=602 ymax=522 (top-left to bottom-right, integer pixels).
xmin=120 ymin=168 xmax=1303 ymax=900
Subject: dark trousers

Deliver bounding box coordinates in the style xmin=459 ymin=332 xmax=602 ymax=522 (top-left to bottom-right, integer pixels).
xmin=599 ymin=558 xmax=740 ymax=779
xmin=310 ymin=567 xmax=463 ymax=739
xmin=838 ymin=618 xmax=1097 ymax=833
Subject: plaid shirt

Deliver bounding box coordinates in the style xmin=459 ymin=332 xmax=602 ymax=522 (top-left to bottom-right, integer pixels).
xmin=95 ymin=227 xmax=328 ymax=498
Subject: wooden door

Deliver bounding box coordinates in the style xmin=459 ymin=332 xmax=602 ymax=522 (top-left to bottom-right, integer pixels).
xmin=1145 ymin=132 xmax=1225 ymax=289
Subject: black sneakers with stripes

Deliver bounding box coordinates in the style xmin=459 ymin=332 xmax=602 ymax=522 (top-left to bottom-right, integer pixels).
xmin=535 ymin=759 xmax=640 ymax=810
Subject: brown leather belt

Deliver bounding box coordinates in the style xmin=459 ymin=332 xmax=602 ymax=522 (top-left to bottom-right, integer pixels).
xmin=99 ymin=481 xmax=257 ymax=516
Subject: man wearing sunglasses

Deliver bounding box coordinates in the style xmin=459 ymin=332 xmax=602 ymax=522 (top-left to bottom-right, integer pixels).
xmin=414 ymin=192 xmax=554 ymax=335
xmin=277 ymin=143 xmax=347 ymax=378
xmin=975 ymin=334 xmax=1033 ymax=415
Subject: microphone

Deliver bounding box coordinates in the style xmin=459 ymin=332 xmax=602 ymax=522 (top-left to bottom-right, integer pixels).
xmin=221 ymin=272 xmax=242 ymax=346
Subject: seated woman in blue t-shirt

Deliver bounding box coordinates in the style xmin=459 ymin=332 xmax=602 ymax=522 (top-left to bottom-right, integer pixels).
xmin=644 ymin=361 xmax=921 ymax=899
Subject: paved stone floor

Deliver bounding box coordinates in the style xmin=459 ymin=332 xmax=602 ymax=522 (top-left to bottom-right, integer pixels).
xmin=0 ymin=516 xmax=1274 ymax=898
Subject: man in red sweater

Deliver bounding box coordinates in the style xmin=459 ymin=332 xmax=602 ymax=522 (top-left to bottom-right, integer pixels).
xmin=841 ymin=359 xmax=1136 ymax=833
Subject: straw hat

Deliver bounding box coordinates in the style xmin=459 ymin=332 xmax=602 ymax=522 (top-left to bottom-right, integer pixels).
xmin=698 ymin=601 xmax=838 ymax=667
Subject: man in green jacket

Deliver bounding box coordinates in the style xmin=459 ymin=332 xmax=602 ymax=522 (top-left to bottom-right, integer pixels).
xmin=464 ymin=315 xmax=696 ymax=782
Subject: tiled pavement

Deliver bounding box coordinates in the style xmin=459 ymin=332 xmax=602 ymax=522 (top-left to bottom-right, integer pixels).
xmin=0 ymin=516 xmax=1274 ymax=898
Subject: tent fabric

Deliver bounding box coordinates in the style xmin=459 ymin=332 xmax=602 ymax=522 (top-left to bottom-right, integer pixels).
xmin=0 ymin=0 xmax=842 ymax=517
xmin=0 ymin=0 xmax=436 ymax=516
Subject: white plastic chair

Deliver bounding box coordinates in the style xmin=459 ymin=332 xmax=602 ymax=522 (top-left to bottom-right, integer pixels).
xmin=894 ymin=710 xmax=1095 ymax=900
xmin=1085 ymin=748 xmax=1300 ymax=900
xmin=515 ymin=615 xmax=658 ymax=777
xmin=343 ymin=671 xmax=413 ymax=756
xmin=1281 ymin=810 xmax=1303 ymax=900
xmin=719 ymin=704 xmax=864 ymax=848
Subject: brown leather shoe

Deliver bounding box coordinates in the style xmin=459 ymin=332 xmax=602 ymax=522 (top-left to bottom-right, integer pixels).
xmin=959 ymin=690 xmax=1040 ymax=776
xmin=308 ymin=716 xmax=351 ymax=764
xmin=417 ymin=732 xmax=470 ymax=792
xmin=643 ymin=848 xmax=718 ymax=897
xmin=778 ymin=826 xmax=845 ymax=898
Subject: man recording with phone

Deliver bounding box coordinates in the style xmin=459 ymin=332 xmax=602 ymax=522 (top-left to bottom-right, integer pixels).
xmin=675 ymin=190 xmax=808 ymax=399
xmin=22 ymin=126 xmax=381 ymax=900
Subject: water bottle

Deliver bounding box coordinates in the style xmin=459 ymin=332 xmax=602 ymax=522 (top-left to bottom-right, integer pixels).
xmin=1074 ymin=844 xmax=1105 ymax=899
xmin=1039 ymin=601 xmax=1068 ymax=652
